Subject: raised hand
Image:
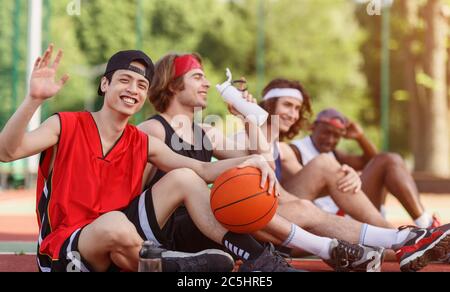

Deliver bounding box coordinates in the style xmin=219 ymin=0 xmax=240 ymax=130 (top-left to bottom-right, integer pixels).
xmin=344 ymin=121 xmax=364 ymax=140
xmin=29 ymin=44 xmax=69 ymax=101
xmin=227 ymin=77 xmax=257 ymax=117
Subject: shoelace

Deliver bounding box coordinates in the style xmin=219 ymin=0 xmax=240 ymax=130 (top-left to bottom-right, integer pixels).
xmin=266 ymin=244 xmax=292 ymax=270
xmin=398 ymin=225 xmax=418 ymax=231
xmin=272 ymin=251 xmax=291 ymax=267
xmin=333 ymin=242 xmax=362 ymax=270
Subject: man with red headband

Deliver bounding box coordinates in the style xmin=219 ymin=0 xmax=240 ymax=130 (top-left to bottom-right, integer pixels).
xmin=291 ymin=108 xmax=440 ymax=229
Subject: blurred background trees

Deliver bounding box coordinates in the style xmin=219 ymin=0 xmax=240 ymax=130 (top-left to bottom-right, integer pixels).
xmin=0 ymin=0 xmax=449 ymax=180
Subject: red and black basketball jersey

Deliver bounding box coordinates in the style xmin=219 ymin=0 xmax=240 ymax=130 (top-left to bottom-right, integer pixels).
xmin=36 ymin=112 xmax=148 ymax=260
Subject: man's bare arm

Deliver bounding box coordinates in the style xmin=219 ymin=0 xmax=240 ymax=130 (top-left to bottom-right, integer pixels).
xmin=336 ymin=121 xmax=378 ymax=171
xmin=147 ymin=135 xmax=279 ymax=194
xmin=212 ymin=83 xmax=275 ymax=167
xmin=208 ymin=124 xmax=276 ymax=170
xmin=0 ymin=44 xmax=68 ymax=162
xmin=278 ymin=142 xmax=303 ymax=183
xmin=0 ymin=115 xmax=60 ymax=162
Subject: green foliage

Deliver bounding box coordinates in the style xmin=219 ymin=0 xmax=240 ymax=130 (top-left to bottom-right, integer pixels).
xmin=264 ymin=0 xmax=368 ymax=126
xmin=355 ymin=0 xmax=450 ymax=157
xmin=75 ymin=0 xmax=137 ymax=64
xmin=0 ymin=0 xmax=369 ymax=137
xmin=0 ymin=0 xmax=28 ymax=126
xmin=42 ymin=0 xmax=95 ymax=120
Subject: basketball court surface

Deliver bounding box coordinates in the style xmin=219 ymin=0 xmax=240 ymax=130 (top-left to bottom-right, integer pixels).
xmin=1 ymin=189 xmax=449 ymax=272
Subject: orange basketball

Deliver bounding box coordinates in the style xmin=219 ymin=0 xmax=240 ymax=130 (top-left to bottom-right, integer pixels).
xmin=210 ymin=166 xmax=278 ymax=234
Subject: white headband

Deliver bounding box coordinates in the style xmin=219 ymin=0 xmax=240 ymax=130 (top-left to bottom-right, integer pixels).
xmin=263 ymin=88 xmax=304 ymax=102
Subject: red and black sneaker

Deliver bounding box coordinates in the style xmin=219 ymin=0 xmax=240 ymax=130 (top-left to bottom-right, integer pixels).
xmin=394 ymin=223 xmax=450 ymax=272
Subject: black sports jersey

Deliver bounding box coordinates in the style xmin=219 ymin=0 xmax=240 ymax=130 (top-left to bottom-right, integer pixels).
xmin=145 ymin=115 xmax=213 ymax=189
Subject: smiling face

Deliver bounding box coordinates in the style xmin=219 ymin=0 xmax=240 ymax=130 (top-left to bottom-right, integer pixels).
xmin=273 ymin=96 xmax=303 ymax=134
xmin=101 ymin=61 xmax=150 ymax=116
xmin=260 ymin=79 xmax=313 ymax=141
xmin=311 ymin=122 xmax=346 ymax=153
xmin=175 ymin=68 xmax=210 ymax=110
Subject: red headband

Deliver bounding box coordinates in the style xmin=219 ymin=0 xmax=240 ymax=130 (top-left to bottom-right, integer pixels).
xmin=319 ymin=118 xmax=347 ymax=130
xmin=173 ymin=55 xmax=203 ymax=79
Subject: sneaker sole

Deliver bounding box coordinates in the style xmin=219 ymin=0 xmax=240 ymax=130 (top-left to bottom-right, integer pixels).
xmin=344 ymin=247 xmax=385 ymax=272
xmin=400 ymin=232 xmax=450 ymax=272
xmin=366 ymin=247 xmax=385 ymax=272
xmin=162 ymin=249 xmax=235 ymax=264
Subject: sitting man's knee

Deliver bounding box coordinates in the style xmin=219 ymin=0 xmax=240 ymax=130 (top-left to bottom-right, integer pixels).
xmin=167 ymin=168 xmax=199 ymax=180
xmin=96 ymin=211 xmax=128 ymax=226
xmin=375 ymin=153 xmax=404 ymax=167
xmin=93 ymin=212 xmax=138 ymax=247
xmin=311 ymin=154 xmax=337 ymax=169
xmin=166 ymin=168 xmax=204 ymax=187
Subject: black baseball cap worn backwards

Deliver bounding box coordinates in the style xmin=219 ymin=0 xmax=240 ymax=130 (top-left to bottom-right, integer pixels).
xmin=98 ymin=50 xmax=154 ymax=96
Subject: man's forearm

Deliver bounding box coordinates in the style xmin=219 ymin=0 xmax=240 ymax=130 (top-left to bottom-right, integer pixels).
xmin=244 ymin=122 xmax=276 ymax=169
xmin=356 ymin=135 xmax=378 ymax=161
xmin=199 ymin=155 xmax=255 ymax=183
xmin=245 ymin=121 xmax=272 ymax=155
xmin=0 ymin=96 xmax=42 ymax=160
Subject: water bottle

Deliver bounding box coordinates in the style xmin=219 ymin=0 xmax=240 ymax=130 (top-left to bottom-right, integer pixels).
xmin=138 ymin=241 xmax=162 ymax=272
xmin=216 ymin=68 xmax=269 ymax=126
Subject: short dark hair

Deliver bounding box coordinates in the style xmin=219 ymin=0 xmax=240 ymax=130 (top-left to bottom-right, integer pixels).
xmin=99 ymin=72 xmax=115 ymax=97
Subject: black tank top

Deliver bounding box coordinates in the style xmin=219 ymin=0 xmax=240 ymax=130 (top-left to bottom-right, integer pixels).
xmin=146 ymin=115 xmax=213 ymax=189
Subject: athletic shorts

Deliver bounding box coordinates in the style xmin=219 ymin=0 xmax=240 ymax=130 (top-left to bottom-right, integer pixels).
xmin=37 ymin=227 xmax=122 ymax=272
xmin=124 ymin=189 xmax=224 ymax=253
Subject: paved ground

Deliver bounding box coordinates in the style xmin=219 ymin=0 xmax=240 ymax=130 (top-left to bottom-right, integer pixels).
xmin=0 ymin=189 xmax=449 ymax=272
xmin=0 ymin=190 xmax=37 ymax=245
xmin=2 ymin=189 xmax=449 ymax=243
xmin=2 ymin=255 xmax=450 ymax=273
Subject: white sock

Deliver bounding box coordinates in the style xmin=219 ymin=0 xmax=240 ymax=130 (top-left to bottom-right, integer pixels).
xmin=414 ymin=212 xmax=433 ymax=228
xmin=282 ymin=224 xmax=333 ymax=260
xmin=360 ymin=224 xmax=410 ymax=249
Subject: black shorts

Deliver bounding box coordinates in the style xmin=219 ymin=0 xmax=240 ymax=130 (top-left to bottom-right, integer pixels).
xmin=37 ymin=227 xmax=122 ymax=272
xmin=170 ymin=209 xmax=224 ymax=253
xmin=122 ymin=189 xmax=175 ymax=248
xmin=124 ymin=189 xmax=224 ymax=253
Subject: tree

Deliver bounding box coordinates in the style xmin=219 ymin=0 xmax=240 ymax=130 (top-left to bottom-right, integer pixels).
xmin=264 ymin=0 xmax=369 ymax=140
xmin=398 ymin=0 xmax=424 ymax=166
xmin=357 ymin=0 xmax=450 ymax=176
xmin=420 ymin=0 xmax=449 ymax=176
